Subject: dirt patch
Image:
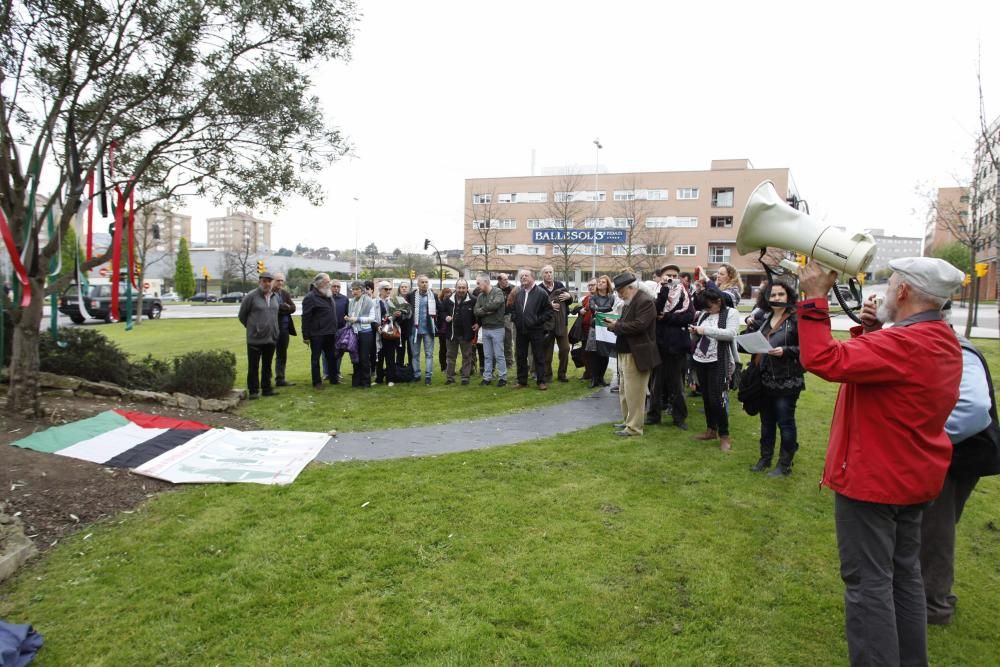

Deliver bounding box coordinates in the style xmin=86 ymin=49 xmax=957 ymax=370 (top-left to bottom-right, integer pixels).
xmin=0 ymin=392 xmax=259 ymax=555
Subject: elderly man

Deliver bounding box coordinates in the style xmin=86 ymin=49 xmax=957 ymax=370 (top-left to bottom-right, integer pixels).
xmin=238 ymin=271 xmax=280 ymax=399
xmin=271 ymin=272 xmax=297 ymax=387
xmin=407 ymin=274 xmax=440 ymax=385
xmin=442 ymin=278 xmax=477 ymax=385
xmin=538 ymin=264 xmax=574 ymax=383
xmin=648 ymin=264 xmax=693 ymax=430
xmin=301 ymin=273 xmax=341 ymax=390
xmin=512 ymin=268 xmax=552 ymax=390
xmin=475 ymin=273 xmax=507 ymax=386
xmin=797 ymin=256 xmax=964 ymax=666
xmin=606 ymin=272 xmax=659 ymax=437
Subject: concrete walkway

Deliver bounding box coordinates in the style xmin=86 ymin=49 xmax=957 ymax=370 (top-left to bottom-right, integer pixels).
xmin=315 ymin=386 xmax=621 ymax=463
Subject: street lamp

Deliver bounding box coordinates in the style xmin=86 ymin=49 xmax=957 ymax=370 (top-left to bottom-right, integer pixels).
xmin=592 ymin=139 xmax=602 ymax=280
xmin=352 ymin=196 xmax=359 ymax=280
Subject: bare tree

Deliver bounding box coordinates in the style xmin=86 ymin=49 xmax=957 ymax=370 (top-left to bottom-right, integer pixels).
xmin=223 ymin=242 xmax=255 ymax=292
xmin=974 ymin=67 xmax=1000 ymax=337
xmin=542 ymin=173 xmax=590 ymax=283
xmin=609 ymin=177 xmax=676 ymax=277
xmin=465 ymin=183 xmax=511 ymax=274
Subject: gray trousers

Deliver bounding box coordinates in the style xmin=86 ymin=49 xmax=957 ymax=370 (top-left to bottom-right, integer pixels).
xmin=919 ymin=472 xmax=980 ymax=624
xmin=835 ymin=493 xmax=928 ymax=667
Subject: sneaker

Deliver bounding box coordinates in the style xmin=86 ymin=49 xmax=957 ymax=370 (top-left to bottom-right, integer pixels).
xmin=538 ymin=383 xmax=548 ymax=391
xmin=387 ymin=382 xmax=395 ymax=387
xmin=497 ymin=379 xmax=507 ymax=387
xmin=612 ymin=423 xmax=626 ymax=429
xmin=481 ymin=379 xmax=492 ymax=386
xmin=425 ymin=377 xmax=432 ymax=385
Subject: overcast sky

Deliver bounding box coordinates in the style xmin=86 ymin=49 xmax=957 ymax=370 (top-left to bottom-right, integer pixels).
xmin=185 ymin=0 xmax=1000 ymax=256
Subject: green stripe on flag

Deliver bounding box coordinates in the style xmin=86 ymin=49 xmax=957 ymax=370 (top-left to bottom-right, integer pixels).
xmin=11 ymin=410 xmax=129 ymax=453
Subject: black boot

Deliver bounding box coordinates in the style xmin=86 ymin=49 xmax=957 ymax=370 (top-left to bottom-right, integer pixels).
xmin=750 ymin=458 xmax=771 ymax=473
xmin=768 ymin=462 xmax=792 ymax=477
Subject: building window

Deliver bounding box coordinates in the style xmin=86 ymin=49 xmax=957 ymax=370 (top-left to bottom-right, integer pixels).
xmin=646 ymin=189 xmax=668 ymax=200
xmin=674 ymin=245 xmax=696 ymax=256
xmin=646 ymin=244 xmax=666 ymax=255
xmin=555 ymin=191 xmax=606 ymax=203
xmin=647 ymin=216 xmax=697 ymax=228
xmin=514 ymin=245 xmax=543 ymax=255
xmin=584 ymin=217 xmax=631 ymax=228
xmin=709 ymin=244 xmax=731 ymax=263
xmin=498 ymin=192 xmax=546 ymax=204
xmin=710 ymin=216 xmax=733 ymax=228
xmin=554 ymin=245 xmax=602 ymax=256
xmin=497 ymin=245 xmax=514 ymax=255
xmin=677 ymin=188 xmax=699 ymax=200
xmin=472 ymin=194 xmax=492 ymax=204
xmin=471 ymin=245 xmax=486 ymax=255
xmin=613 ymin=190 xmax=636 ymax=201
xmin=472 ymin=218 xmax=516 ymax=230
xmin=711 ymin=188 xmax=734 ymax=208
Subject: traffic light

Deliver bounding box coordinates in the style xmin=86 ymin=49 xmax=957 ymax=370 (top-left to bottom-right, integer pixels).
xmin=257 ymin=260 xmax=265 ymax=274
xmin=409 ymin=269 xmax=416 ymax=280
xmin=795 ymin=253 xmax=807 ymax=266
xmin=975 ymin=262 xmax=988 ymax=278
xmin=423 ymin=239 xmax=430 ymax=250
xmin=963 ymin=273 xmax=971 ymax=287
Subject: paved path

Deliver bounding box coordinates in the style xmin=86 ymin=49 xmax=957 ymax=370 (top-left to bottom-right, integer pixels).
xmin=315 ymin=387 xmax=621 ymax=462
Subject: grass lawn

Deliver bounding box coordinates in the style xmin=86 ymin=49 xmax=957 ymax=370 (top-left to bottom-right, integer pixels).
xmin=100 ymin=318 xmax=595 ymax=432
xmin=4 ymin=321 xmax=995 ymax=664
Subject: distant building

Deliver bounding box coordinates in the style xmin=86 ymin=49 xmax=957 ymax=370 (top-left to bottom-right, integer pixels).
xmin=971 ymin=115 xmax=999 ymax=299
xmin=464 ymin=159 xmax=801 ymax=292
xmin=923 ymin=187 xmax=969 ymax=255
xmin=137 ymin=204 xmax=192 ymax=253
xmin=864 ymin=228 xmax=922 ymax=276
xmin=206 ymin=209 xmax=272 ymax=253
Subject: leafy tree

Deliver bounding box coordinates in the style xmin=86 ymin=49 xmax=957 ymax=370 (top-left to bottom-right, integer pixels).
xmin=364 ymin=242 xmax=379 ymax=273
xmin=932 ymin=241 xmax=972 ymax=275
xmin=275 ymin=247 xmax=294 ymax=257
xmin=57 ymin=225 xmax=81 ymax=285
xmin=174 ymin=238 xmax=196 ymax=299
xmin=1 ymin=0 xmax=357 ymax=412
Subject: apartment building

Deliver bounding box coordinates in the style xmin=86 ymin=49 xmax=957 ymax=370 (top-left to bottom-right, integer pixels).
xmin=136 ymin=204 xmax=192 ymax=253
xmin=463 ymin=159 xmax=799 ymax=293
xmin=864 ymin=229 xmax=923 ymax=277
xmin=971 ymin=115 xmax=999 ymax=299
xmin=206 ymin=209 xmax=273 ymax=253
xmin=924 ymin=187 xmax=970 ymax=254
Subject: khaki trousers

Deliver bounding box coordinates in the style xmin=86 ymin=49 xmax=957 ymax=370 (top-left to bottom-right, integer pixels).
xmin=618 ymin=352 xmax=650 ymax=436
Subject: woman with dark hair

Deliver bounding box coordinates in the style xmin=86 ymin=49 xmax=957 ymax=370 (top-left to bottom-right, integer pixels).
xmin=745 ymin=280 xmax=805 ymax=476
xmin=396 ymin=282 xmax=413 ymax=368
xmin=578 ymin=279 xmax=597 ymax=381
xmin=437 ymin=286 xmax=453 ymax=373
xmin=585 ymin=274 xmax=615 ymax=387
xmin=689 ymin=286 xmax=739 ymax=451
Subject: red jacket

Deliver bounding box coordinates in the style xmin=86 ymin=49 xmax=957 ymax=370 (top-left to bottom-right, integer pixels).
xmin=797 ymin=297 xmax=961 ymax=505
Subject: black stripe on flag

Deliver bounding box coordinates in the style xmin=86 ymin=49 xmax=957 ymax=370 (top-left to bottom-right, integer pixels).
xmin=103 ymin=428 xmax=207 ymax=469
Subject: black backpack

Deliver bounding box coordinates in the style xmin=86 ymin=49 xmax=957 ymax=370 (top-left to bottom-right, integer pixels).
xmin=950 ymin=340 xmax=1000 ymax=479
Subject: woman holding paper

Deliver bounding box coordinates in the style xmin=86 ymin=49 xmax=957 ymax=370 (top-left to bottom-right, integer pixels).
xmin=586 ymin=274 xmax=615 ymax=387
xmin=745 ymin=280 xmax=805 ymax=476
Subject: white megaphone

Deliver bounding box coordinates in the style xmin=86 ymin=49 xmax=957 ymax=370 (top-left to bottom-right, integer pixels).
xmin=737 ymin=181 xmax=877 ymax=276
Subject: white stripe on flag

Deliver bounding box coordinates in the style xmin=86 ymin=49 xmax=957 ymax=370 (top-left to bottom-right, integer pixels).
xmin=57 ymin=422 xmax=168 ymax=464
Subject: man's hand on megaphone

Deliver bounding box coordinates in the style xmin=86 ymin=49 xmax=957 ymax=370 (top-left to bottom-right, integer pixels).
xmin=860 ymin=297 xmax=883 ymax=334
xmin=799 ymin=260 xmax=838 ymax=300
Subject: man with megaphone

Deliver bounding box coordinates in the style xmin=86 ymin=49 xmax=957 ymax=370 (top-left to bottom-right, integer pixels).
xmin=796 ymin=256 xmax=964 ymax=667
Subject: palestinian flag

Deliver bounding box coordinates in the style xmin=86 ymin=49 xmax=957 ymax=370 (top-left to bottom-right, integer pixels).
xmin=11 ymin=410 xmax=210 ymax=468
xmin=11 ymin=410 xmax=331 ymax=485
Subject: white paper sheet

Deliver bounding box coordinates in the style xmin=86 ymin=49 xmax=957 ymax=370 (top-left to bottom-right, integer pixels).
xmin=735 ymin=330 xmax=773 ymax=354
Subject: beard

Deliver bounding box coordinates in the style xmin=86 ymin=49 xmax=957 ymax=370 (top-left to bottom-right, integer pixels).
xmin=876 ymin=291 xmax=897 ymax=323
xmin=319 ymin=286 xmax=332 ymax=298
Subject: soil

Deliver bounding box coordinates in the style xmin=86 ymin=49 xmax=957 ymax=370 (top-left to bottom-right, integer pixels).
xmin=0 ymin=392 xmax=259 ymax=556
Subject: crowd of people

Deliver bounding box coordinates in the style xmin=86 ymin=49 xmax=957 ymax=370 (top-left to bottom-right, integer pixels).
xmin=236 ymin=256 xmax=998 ymax=665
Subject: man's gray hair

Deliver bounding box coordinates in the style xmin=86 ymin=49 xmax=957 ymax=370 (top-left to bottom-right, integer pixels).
xmin=313 ymin=272 xmax=330 ymax=285
xmin=901 ymin=280 xmax=949 ymax=311
xmin=519 ymin=268 xmax=534 ymax=279
xmin=476 ymin=273 xmax=491 ymax=283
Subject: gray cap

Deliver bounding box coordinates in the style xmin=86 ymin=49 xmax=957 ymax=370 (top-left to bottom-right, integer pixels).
xmin=888 ymin=257 xmax=964 ymax=299
xmin=258 ymin=271 xmax=273 ymax=280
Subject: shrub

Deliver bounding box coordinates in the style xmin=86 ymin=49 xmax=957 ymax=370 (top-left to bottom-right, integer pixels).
xmin=170 ymin=349 xmax=236 ymax=398
xmin=126 ymin=354 xmax=173 ymax=392
xmin=39 ymin=328 xmax=130 ymax=386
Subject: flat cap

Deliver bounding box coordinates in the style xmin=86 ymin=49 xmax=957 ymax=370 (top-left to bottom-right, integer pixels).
xmin=258 ymin=271 xmax=273 ymax=280
xmin=889 ymin=257 xmax=964 ymax=299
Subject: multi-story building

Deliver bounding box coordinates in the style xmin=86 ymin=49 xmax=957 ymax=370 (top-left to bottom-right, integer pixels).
xmin=463 ymin=159 xmax=800 ymax=293
xmin=924 ymin=187 xmax=970 ymax=254
xmin=136 ymin=204 xmax=192 ymax=253
xmin=971 ymin=114 xmax=999 ymax=299
xmin=864 ymin=228 xmax=923 ymax=278
xmin=206 ymin=209 xmax=272 ymax=254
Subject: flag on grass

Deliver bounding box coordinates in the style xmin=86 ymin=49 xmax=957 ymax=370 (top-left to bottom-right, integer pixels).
xmin=10 ymin=411 xmax=330 ymax=485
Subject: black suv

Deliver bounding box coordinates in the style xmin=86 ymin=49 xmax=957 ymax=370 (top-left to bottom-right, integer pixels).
xmin=59 ymin=284 xmax=163 ymax=324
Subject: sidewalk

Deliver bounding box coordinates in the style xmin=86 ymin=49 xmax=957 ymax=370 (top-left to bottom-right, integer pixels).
xmin=315 ymin=387 xmax=621 ymax=463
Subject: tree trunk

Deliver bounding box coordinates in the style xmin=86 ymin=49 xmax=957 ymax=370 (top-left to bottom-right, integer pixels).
xmin=7 ymin=277 xmax=45 ymax=416
xmin=964 ymin=245 xmax=976 ymax=339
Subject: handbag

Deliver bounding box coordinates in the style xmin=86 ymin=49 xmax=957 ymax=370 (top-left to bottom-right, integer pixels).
xmin=570 ymin=345 xmax=585 ymax=368
xmin=736 ymin=360 xmax=763 ymax=416
xmin=568 ymin=316 xmax=584 ymax=345
xmin=380 ymin=320 xmax=401 ymax=341
xmin=335 ymin=325 xmax=358 ymax=363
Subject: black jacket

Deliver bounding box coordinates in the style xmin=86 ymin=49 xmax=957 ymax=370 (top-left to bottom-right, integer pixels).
xmin=301 ymin=289 xmax=341 ymax=339
xmin=746 ymin=310 xmax=805 ymax=394
xmin=512 ymin=284 xmax=552 ymax=333
xmin=443 ymin=293 xmax=477 ymax=342
xmin=655 ymin=284 xmax=694 ymax=354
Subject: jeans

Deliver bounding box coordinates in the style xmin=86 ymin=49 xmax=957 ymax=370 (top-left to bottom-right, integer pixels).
xmin=411 ymin=331 xmax=435 ymax=380
xmin=758 ymin=391 xmax=799 ymax=466
xmin=480 ymin=327 xmax=507 ymax=381
xmin=246 ymin=343 xmax=276 ymax=394
xmin=835 ymin=494 xmax=928 ymax=667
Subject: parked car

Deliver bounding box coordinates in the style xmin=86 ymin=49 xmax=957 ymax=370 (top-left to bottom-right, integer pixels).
xmin=159 ymin=291 xmax=180 ymax=302
xmin=59 ymin=284 xmax=163 ymax=324
xmin=220 ymin=291 xmax=246 ymax=303
xmin=190 ymin=293 xmax=219 ymax=302
xmin=828 ymin=284 xmax=857 ymax=304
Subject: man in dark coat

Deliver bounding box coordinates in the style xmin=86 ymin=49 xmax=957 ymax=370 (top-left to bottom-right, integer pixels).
xmin=442 ymin=278 xmax=477 ymax=384
xmin=538 ymin=264 xmax=574 ymax=383
xmin=301 ymin=273 xmax=342 ymax=389
xmin=607 ymin=272 xmax=660 ymax=436
xmin=511 ymin=268 xmax=552 ymax=390
xmin=647 ymin=264 xmax=694 ymax=429
xmin=272 ymin=272 xmax=297 ymax=387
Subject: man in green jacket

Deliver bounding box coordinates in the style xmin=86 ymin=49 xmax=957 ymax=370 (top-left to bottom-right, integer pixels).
xmin=474 ymin=273 xmax=507 ymax=386
xmin=238 ymin=272 xmax=281 ymax=399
